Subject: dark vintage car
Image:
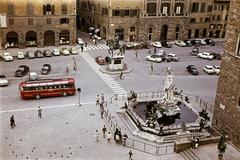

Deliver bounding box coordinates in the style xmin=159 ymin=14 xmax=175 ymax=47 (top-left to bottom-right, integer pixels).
xmin=210 ymin=52 xmax=222 ymax=60
xmin=15 ymin=65 xmax=30 ymax=77
xmin=43 ymin=49 xmax=53 ymax=57
xmin=184 ymin=40 xmax=193 ymax=47
xmin=191 ymin=39 xmax=201 ymax=46
xmin=186 ymin=65 xmax=199 ymax=75
xmin=34 ymin=50 xmax=44 ymax=58
xmin=191 ymin=47 xmax=199 ymax=56
xmin=41 ymin=64 xmax=51 ymax=75
xmin=95 ymin=56 xmax=106 ymax=65
xmin=205 ymin=39 xmax=215 ymax=46
xmin=161 ymin=41 xmax=173 ymax=48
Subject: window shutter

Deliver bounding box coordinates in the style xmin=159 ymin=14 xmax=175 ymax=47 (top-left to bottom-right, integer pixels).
xmin=43 ymin=5 xmax=46 ymax=15
xmin=52 ymin=5 xmax=55 ymax=15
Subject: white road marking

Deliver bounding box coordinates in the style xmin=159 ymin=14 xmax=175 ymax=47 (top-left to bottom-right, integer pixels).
xmin=0 ymin=101 xmax=95 ymax=114
xmin=80 ymin=53 xmax=128 ymax=95
xmin=84 ymin=44 xmax=109 ymax=51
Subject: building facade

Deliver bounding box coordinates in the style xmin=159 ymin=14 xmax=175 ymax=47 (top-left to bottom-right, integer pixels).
xmin=77 ymin=0 xmax=230 ymax=42
xmin=0 ymin=0 xmax=77 ymax=48
xmin=212 ymin=0 xmax=240 ymax=149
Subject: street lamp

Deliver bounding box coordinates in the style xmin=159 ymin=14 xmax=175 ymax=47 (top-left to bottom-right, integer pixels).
xmin=77 ymin=88 xmax=82 ymax=106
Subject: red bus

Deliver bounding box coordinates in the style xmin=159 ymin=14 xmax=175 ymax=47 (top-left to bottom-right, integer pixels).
xmin=19 ymin=78 xmax=76 ymax=99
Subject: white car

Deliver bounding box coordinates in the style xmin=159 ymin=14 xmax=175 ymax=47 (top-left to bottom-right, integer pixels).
xmin=70 ymin=47 xmax=79 ymax=55
xmin=213 ymin=65 xmax=220 ymax=75
xmin=175 ymin=40 xmax=186 ymax=47
xmin=77 ymin=38 xmax=84 ymax=45
xmin=199 ymin=39 xmax=206 ymax=45
xmin=0 ymin=75 xmax=8 ymax=87
xmin=152 ymin=41 xmax=162 ymax=48
xmin=17 ymin=52 xmax=25 ymax=59
xmin=1 ymin=52 xmax=13 ymax=61
xmin=197 ymin=52 xmax=214 ymax=60
xmin=61 ymin=48 xmax=70 ymax=55
xmin=146 ymin=54 xmax=162 ymax=63
xmin=52 ymin=48 xmax=60 ymax=56
xmin=203 ymin=65 xmax=215 ymax=74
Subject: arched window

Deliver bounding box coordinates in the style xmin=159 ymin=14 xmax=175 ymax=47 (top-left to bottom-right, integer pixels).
xmin=43 ymin=4 xmax=54 ymax=15
xmin=149 ymin=27 xmax=153 ymax=33
xmin=7 ymin=4 xmax=14 ymax=16
xmin=27 ymin=3 xmax=34 ymax=15
xmin=62 ymin=4 xmax=67 ymax=15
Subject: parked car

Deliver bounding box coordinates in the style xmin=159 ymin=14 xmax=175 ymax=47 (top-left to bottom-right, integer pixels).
xmin=186 ymin=65 xmax=199 ymax=75
xmin=61 ymin=48 xmax=70 ymax=55
xmin=156 ymin=52 xmax=171 ymax=62
xmin=191 ymin=47 xmax=199 ymax=56
xmin=41 ymin=64 xmax=51 ymax=75
xmin=34 ymin=50 xmax=43 ymax=58
xmin=161 ymin=41 xmax=173 ymax=48
xmin=205 ymin=39 xmax=215 ymax=46
xmin=152 ymin=41 xmax=162 ymax=48
xmin=52 ymin=48 xmax=60 ymax=56
xmin=70 ymin=47 xmax=79 ymax=55
xmin=175 ymin=40 xmax=186 ymax=47
xmin=198 ymin=39 xmax=206 ymax=45
xmin=184 ymin=40 xmax=193 ymax=47
xmin=17 ymin=52 xmax=25 ymax=59
xmin=146 ymin=54 xmax=162 ymax=63
xmin=203 ymin=65 xmax=215 ymax=74
xmin=191 ymin=39 xmax=201 ymax=46
xmin=26 ymin=51 xmax=35 ymax=59
xmin=15 ymin=65 xmax=30 ymax=77
xmin=95 ymin=56 xmax=106 ymax=65
xmin=167 ymin=54 xmax=179 ymax=61
xmin=0 ymin=75 xmax=8 ymax=87
xmin=213 ymin=65 xmax=220 ymax=75
xmin=43 ymin=49 xmax=52 ymax=57
xmin=77 ymin=38 xmax=84 ymax=45
xmin=1 ymin=52 xmax=13 ymax=61
xmin=197 ymin=52 xmax=214 ymax=60
xmin=210 ymin=52 xmax=222 ymax=60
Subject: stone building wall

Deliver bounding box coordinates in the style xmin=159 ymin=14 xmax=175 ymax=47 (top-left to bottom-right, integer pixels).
xmin=212 ymin=0 xmax=240 ymax=149
xmin=0 ymin=0 xmax=77 ymax=48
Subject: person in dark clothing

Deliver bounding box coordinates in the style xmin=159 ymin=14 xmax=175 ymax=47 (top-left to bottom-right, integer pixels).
xmin=10 ymin=115 xmax=16 ymax=128
xmin=154 ymin=48 xmax=156 ymax=54
xmin=119 ymin=71 xmax=123 ymax=80
xmin=81 ymin=45 xmax=84 ymax=52
xmin=128 ymin=150 xmax=133 ymax=160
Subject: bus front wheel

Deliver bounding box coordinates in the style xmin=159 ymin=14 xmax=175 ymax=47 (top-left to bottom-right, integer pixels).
xmin=36 ymin=95 xmax=40 ymax=99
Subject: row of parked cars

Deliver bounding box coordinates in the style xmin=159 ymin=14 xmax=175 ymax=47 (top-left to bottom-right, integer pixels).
xmin=0 ymin=48 xmax=79 ymax=62
xmin=191 ymin=47 xmax=222 ymax=60
xmin=146 ymin=50 xmax=179 ymax=63
xmin=0 ymin=64 xmax=52 ymax=87
xmin=186 ymin=65 xmax=220 ymax=75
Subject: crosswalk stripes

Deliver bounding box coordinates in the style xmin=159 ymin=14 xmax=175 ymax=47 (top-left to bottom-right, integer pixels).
xmin=80 ymin=53 xmax=128 ymax=95
xmin=85 ymin=44 xmax=109 ymax=51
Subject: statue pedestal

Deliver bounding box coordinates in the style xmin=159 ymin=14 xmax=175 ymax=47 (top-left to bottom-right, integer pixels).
xmin=107 ymin=55 xmax=125 ymax=71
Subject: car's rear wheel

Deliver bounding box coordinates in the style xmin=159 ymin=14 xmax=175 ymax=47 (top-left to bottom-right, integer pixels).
xmin=36 ymin=95 xmax=40 ymax=99
xmin=63 ymin=92 xmax=67 ymax=96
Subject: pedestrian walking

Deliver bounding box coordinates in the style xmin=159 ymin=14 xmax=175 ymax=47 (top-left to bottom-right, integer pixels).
xmin=122 ymin=133 xmax=128 ymax=146
xmin=100 ymin=106 xmax=104 ymax=119
xmin=135 ymin=49 xmax=138 ymax=58
xmin=128 ymin=150 xmax=133 ymax=160
xmin=73 ymin=64 xmax=77 ymax=72
xmin=102 ymin=125 xmax=107 ymax=138
xmin=148 ymin=49 xmax=151 ymax=54
xmin=119 ymin=71 xmax=123 ymax=80
xmin=38 ymin=106 xmax=42 ymax=119
xmin=66 ymin=66 xmax=69 ymax=74
xmin=93 ymin=39 xmax=96 ymax=45
xmin=81 ymin=45 xmax=84 ymax=52
xmin=107 ymin=132 xmax=112 ymax=143
xmin=85 ymin=42 xmax=88 ymax=47
xmin=96 ymin=95 xmax=100 ymax=106
xmin=101 ymin=93 xmax=104 ymax=103
xmin=10 ymin=115 xmax=16 ymax=129
xmin=94 ymin=130 xmax=100 ymax=142
xmin=154 ymin=48 xmax=156 ymax=54
xmin=150 ymin=63 xmax=154 ymax=72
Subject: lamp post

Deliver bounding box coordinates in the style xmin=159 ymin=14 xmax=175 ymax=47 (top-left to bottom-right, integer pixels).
xmin=77 ymin=88 xmax=82 ymax=106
